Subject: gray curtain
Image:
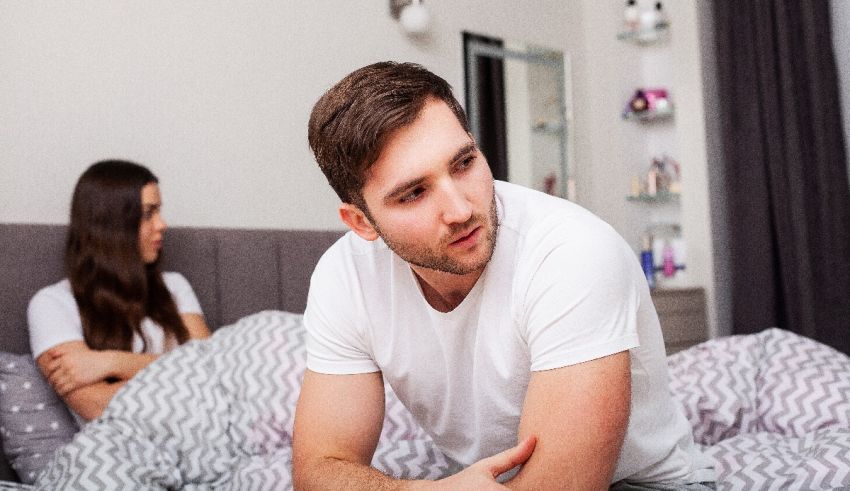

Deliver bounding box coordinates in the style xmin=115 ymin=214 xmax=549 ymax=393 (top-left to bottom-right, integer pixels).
xmin=712 ymin=1 xmax=850 ymax=352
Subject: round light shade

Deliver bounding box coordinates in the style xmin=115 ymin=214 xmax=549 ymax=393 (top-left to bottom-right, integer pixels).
xmin=399 ymin=1 xmax=429 ymax=35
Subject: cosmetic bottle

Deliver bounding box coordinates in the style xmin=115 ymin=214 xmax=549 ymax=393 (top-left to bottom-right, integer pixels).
xmin=654 ymin=1 xmax=668 ymax=28
xmin=646 ymin=168 xmax=657 ymax=197
xmin=640 ymin=4 xmax=660 ymax=31
xmin=662 ymin=240 xmax=675 ymax=277
xmin=624 ymin=0 xmax=640 ymax=31
xmin=640 ymin=234 xmax=656 ymax=289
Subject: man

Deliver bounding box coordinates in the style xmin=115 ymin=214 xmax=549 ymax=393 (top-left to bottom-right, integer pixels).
xmin=293 ymin=61 xmax=715 ymax=490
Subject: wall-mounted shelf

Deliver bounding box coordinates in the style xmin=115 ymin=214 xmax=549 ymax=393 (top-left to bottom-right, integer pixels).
xmin=627 ymin=190 xmax=680 ymax=204
xmin=616 ymin=23 xmax=670 ymax=46
xmin=531 ymin=120 xmax=564 ymax=134
xmin=623 ymin=106 xmax=674 ymax=122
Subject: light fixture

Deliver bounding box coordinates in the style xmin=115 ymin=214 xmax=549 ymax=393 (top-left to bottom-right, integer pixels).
xmin=390 ymin=0 xmax=430 ymax=36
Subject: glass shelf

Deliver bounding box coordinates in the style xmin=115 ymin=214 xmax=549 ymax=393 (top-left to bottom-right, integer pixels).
xmin=622 ymin=106 xmax=674 ymax=122
xmin=531 ymin=120 xmax=564 ymax=134
xmin=626 ymin=191 xmax=680 ymax=204
xmin=616 ymin=23 xmax=670 ymax=46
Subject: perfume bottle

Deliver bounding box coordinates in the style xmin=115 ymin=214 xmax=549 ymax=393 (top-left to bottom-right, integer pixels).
xmin=662 ymin=240 xmax=676 ymax=277
xmin=640 ymin=234 xmax=656 ymax=289
xmin=639 ymin=4 xmax=660 ymax=32
xmin=624 ymin=0 xmax=640 ymax=31
xmin=654 ymin=1 xmax=668 ymax=28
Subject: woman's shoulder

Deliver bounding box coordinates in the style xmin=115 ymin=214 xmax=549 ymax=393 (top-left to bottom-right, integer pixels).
xmin=160 ymin=271 xmax=193 ymax=293
xmin=29 ymin=278 xmax=73 ymax=306
xmin=159 ymin=271 xmax=202 ymax=314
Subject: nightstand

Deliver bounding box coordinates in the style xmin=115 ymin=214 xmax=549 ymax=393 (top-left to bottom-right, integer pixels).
xmin=651 ymin=287 xmax=709 ymax=354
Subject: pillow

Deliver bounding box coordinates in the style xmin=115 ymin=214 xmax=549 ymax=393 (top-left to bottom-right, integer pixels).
xmin=0 ymin=352 xmax=78 ymax=484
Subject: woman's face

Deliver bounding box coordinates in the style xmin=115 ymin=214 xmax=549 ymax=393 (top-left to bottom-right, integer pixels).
xmin=138 ymin=183 xmax=167 ymax=264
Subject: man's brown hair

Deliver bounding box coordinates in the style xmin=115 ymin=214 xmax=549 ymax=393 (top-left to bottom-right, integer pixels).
xmin=308 ymin=61 xmax=470 ymax=209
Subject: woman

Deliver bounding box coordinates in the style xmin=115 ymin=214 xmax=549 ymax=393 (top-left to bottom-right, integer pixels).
xmin=27 ymin=160 xmax=211 ymax=423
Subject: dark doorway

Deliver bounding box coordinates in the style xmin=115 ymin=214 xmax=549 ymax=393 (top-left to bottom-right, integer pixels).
xmin=463 ymin=32 xmax=508 ymax=182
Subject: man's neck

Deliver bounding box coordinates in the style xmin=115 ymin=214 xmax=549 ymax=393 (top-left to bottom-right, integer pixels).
xmin=410 ymin=265 xmax=484 ymax=313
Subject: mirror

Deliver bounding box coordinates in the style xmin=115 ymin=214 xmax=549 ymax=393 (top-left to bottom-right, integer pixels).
xmin=464 ymin=34 xmax=573 ymax=200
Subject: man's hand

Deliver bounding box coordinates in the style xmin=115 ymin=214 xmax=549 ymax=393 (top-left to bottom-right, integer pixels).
xmin=430 ymin=436 xmax=537 ymax=490
xmin=44 ymin=343 xmax=113 ymax=395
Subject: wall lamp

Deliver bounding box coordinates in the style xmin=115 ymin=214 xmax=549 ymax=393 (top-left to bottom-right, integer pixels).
xmin=390 ymin=0 xmax=430 ymax=35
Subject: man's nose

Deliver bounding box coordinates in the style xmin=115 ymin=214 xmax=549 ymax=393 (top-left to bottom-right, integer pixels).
xmin=440 ymin=182 xmax=473 ymax=225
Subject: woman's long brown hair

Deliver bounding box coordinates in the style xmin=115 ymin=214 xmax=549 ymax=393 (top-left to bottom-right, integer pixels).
xmin=66 ymin=160 xmax=189 ymax=352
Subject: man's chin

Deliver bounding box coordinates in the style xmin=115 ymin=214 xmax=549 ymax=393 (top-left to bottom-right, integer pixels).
xmin=411 ymin=250 xmax=492 ymax=276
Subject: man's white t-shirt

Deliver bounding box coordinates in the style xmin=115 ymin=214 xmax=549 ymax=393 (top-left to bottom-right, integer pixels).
xmin=28 ymin=272 xmax=203 ymax=360
xmin=304 ymin=181 xmax=714 ymax=484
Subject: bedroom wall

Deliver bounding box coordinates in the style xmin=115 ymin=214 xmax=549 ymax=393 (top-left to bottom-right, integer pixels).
xmin=0 ymin=1 xmax=722 ymax=334
xmin=571 ymin=1 xmax=719 ymax=336
xmin=0 ymin=1 xmax=582 ymax=230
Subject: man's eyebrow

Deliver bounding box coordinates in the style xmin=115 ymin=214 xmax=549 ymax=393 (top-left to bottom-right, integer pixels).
xmin=450 ymin=142 xmax=477 ymax=163
xmin=384 ymin=176 xmax=427 ymax=204
xmin=382 ymin=142 xmax=478 ymax=204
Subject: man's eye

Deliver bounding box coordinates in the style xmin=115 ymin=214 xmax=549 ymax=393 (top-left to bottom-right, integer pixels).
xmin=455 ymin=156 xmax=476 ymax=172
xmin=400 ymin=188 xmax=425 ymax=203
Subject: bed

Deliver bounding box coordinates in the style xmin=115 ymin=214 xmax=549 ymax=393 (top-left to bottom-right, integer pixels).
xmin=0 ymin=223 xmax=343 ymax=484
xmin=1 ymin=223 xmax=849 ymax=490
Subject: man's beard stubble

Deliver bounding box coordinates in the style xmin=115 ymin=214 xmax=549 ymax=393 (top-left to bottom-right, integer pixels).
xmin=373 ymin=193 xmax=499 ymax=276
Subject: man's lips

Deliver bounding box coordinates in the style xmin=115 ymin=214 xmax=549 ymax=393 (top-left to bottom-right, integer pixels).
xmin=449 ymin=226 xmax=481 ymax=247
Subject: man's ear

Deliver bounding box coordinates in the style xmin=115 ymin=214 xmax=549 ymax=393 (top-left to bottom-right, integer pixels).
xmin=339 ymin=203 xmax=379 ymax=241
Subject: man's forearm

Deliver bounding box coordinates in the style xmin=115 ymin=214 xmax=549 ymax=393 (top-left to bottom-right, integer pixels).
xmin=294 ymin=456 xmax=428 ymax=491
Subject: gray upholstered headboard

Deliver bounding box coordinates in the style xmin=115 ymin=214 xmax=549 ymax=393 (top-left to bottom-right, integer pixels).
xmin=0 ymin=223 xmax=344 ymax=354
xmin=0 ymin=222 xmax=343 ymax=481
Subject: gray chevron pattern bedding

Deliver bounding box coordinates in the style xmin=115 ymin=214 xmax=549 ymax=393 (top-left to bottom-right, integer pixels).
xmin=31 ymin=311 xmax=459 ymax=489
xmin=668 ymin=328 xmax=850 ymax=490
xmin=6 ymin=316 xmax=849 ymax=490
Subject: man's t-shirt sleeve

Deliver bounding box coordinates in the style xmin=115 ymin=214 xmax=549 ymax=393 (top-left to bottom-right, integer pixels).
xmin=517 ymin=219 xmax=642 ymax=371
xmin=303 ymin=245 xmax=380 ymax=375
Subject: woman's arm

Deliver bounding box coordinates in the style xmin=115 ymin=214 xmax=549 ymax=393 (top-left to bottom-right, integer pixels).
xmin=38 ymin=314 xmax=211 ymax=418
xmin=105 ymin=314 xmax=209 ymax=379
xmin=36 ymin=344 xmax=128 ymax=421
xmin=60 ymin=380 xmax=128 ymax=421
xmin=40 ymin=341 xmax=156 ymax=391
xmin=181 ymin=312 xmax=212 ymax=340
xmin=43 ymin=315 xmax=210 ymax=387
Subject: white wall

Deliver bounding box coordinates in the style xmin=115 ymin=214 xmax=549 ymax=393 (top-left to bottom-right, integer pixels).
xmin=1 ymin=1 xmax=723 ymax=331
xmin=0 ymin=1 xmax=580 ymax=230
xmin=572 ymin=1 xmax=718 ymax=334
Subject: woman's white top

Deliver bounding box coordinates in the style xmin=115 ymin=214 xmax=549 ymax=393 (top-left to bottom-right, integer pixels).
xmin=27 ymin=272 xmax=203 ymax=359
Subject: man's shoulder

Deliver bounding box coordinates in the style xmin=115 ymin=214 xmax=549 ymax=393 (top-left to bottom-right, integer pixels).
xmin=312 ymin=231 xmax=392 ymax=286
xmin=495 ymin=181 xmax=625 ymax=258
xmin=319 ymin=231 xmax=390 ymax=263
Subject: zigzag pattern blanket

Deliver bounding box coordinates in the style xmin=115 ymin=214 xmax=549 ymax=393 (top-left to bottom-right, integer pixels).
xmin=8 ymin=314 xmax=850 ymax=490
xmin=667 ymin=328 xmax=850 ymax=490
xmin=32 ymin=311 xmax=460 ymax=489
